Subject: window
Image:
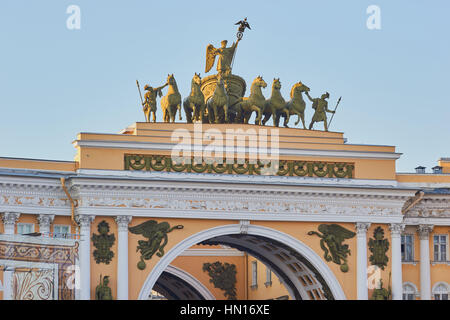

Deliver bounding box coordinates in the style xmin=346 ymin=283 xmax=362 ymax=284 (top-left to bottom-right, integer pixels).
xmin=17 ymin=223 xmax=34 ymax=235
xmin=251 ymin=261 xmax=258 ymax=288
xmin=433 ymin=235 xmax=448 ymax=262
xmin=264 ymin=268 xmax=272 ymax=287
xmin=432 ymin=282 xmax=449 ymax=300
xmin=401 ymin=234 xmax=414 ymax=262
xmin=54 ymin=225 xmax=70 ymax=239
xmin=402 ymin=283 xmax=417 ymax=300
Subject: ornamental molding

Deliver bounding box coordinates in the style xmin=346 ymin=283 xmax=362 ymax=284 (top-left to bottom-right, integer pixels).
xmin=405 ymin=196 xmax=450 ymax=219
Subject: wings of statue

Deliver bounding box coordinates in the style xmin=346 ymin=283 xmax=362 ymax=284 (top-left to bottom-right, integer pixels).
xmin=205 ymin=44 xmax=217 ymax=73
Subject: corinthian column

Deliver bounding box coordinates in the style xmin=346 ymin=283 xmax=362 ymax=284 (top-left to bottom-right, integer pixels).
xmin=1 ymin=212 xmax=20 ymax=300
xmin=75 ymin=215 xmax=95 ymax=300
xmin=38 ymin=214 xmax=55 ymax=235
xmin=418 ymin=224 xmax=433 ymax=300
xmin=390 ymin=223 xmax=405 ymax=300
xmin=115 ymin=215 xmax=132 ymax=300
xmin=356 ymin=222 xmax=371 ymax=300
xmin=1 ymin=212 xmax=20 ymax=235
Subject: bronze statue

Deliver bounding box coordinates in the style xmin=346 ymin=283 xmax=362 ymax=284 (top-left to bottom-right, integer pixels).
xmin=306 ymin=92 xmax=335 ymax=131
xmin=91 ymin=220 xmax=115 ymax=264
xmin=235 ymin=17 xmax=251 ymax=39
xmin=205 ymin=39 xmax=240 ymax=76
xmin=308 ymin=224 xmax=356 ymax=272
xmin=206 ymin=74 xmax=229 ymax=123
xmin=368 ymin=227 xmax=390 ymax=270
xmin=142 ymin=83 xmax=167 ymax=123
xmin=234 ymin=75 xmax=267 ymax=125
xmin=183 ymin=73 xmax=206 ymax=123
xmin=161 ymin=74 xmax=182 ymax=123
xmin=262 ymin=78 xmax=289 ymax=127
xmin=129 ymin=220 xmax=184 ymax=270
xmin=281 ymin=82 xmax=310 ymax=129
xmin=95 ymin=275 xmax=113 ymax=300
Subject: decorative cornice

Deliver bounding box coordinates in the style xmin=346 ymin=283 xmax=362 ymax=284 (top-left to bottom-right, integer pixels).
xmin=73 ymin=140 xmax=402 ymax=160
xmin=115 ymin=215 xmax=132 ymax=231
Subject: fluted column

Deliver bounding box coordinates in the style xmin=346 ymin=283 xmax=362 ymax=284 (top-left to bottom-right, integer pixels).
xmin=75 ymin=215 xmax=95 ymax=300
xmin=418 ymin=224 xmax=433 ymax=300
xmin=356 ymin=222 xmax=371 ymax=300
xmin=38 ymin=214 xmax=55 ymax=235
xmin=115 ymin=215 xmax=132 ymax=300
xmin=1 ymin=212 xmax=20 ymax=300
xmin=390 ymin=223 xmax=405 ymax=300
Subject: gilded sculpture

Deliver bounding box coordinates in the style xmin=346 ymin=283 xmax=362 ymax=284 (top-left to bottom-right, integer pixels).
xmin=161 ymin=74 xmax=182 ymax=123
xmin=281 ymin=82 xmax=310 ymax=129
xmin=206 ymin=74 xmax=230 ymax=124
xmin=134 ymin=19 xmax=341 ymax=130
xmin=234 ymin=75 xmax=267 ymax=125
xmin=129 ymin=220 xmax=184 ymax=270
xmin=137 ymin=80 xmax=167 ymax=123
xmin=91 ymin=220 xmax=115 ymax=264
xmin=262 ymin=78 xmax=289 ymax=127
xmin=183 ymin=72 xmax=206 ymax=123
xmin=205 ymin=39 xmax=240 ymax=77
xmin=368 ymin=226 xmax=390 ymax=270
xmin=306 ymin=92 xmax=336 ymax=131
xmin=203 ymin=261 xmax=237 ymax=300
xmin=308 ymin=224 xmax=356 ymax=272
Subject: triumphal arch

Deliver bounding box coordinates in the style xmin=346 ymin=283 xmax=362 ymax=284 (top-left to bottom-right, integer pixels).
xmin=1 ymin=21 xmax=449 ymax=301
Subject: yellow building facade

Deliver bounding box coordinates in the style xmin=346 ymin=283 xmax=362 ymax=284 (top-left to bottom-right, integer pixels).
xmin=0 ymin=122 xmax=449 ymax=300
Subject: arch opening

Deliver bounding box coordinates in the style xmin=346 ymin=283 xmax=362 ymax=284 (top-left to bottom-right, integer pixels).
xmin=139 ymin=224 xmax=346 ymax=300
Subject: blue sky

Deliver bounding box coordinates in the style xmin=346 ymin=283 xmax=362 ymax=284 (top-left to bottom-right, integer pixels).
xmin=0 ymin=0 xmax=449 ymax=173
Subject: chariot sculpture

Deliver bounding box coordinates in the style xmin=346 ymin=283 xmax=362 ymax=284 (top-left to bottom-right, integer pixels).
xmin=136 ymin=19 xmax=341 ymax=130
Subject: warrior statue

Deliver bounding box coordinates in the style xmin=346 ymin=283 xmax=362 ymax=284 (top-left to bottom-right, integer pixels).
xmin=205 ymin=39 xmax=240 ymax=76
xmin=306 ymin=91 xmax=335 ymax=131
xmin=95 ymin=275 xmax=113 ymax=300
xmin=140 ymin=82 xmax=167 ymax=122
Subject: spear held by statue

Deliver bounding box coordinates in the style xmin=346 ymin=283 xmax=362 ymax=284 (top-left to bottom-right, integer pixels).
xmin=328 ymin=96 xmax=341 ymax=129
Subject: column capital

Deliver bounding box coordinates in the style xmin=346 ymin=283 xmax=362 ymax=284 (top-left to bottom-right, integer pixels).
xmin=115 ymin=215 xmax=132 ymax=232
xmin=355 ymin=222 xmax=371 ymax=235
xmin=389 ymin=223 xmax=405 ymax=236
xmin=1 ymin=212 xmax=20 ymax=226
xmin=38 ymin=214 xmax=55 ymax=229
xmin=417 ymin=224 xmax=434 ymax=240
xmin=75 ymin=215 xmax=95 ymax=228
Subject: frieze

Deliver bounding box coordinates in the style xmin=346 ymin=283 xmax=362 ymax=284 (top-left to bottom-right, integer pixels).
xmin=124 ymin=154 xmax=355 ymax=179
xmin=77 ymin=195 xmax=400 ymax=216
